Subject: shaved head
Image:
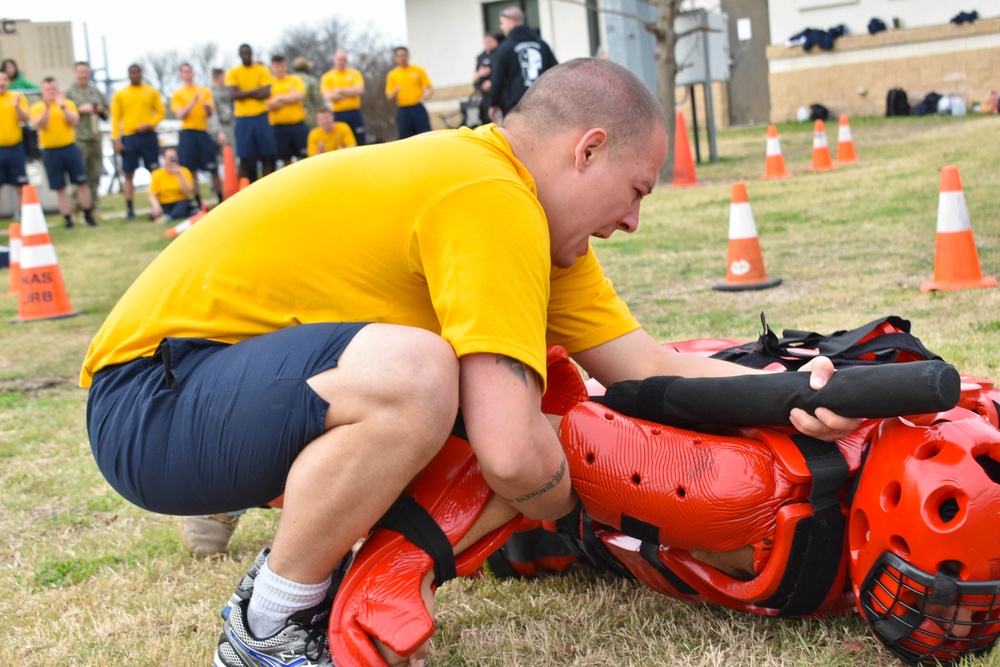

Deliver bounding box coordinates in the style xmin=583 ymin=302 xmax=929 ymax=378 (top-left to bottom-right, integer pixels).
xmin=504 ymin=58 xmax=667 ymax=157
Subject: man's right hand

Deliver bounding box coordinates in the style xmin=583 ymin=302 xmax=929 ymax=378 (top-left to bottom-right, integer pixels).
xmin=114 ymin=139 xmax=124 ymax=154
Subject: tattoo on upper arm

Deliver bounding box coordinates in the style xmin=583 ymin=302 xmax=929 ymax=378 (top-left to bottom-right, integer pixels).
xmin=496 ymin=354 xmax=530 ymax=388
xmin=501 ymin=457 xmax=567 ymax=505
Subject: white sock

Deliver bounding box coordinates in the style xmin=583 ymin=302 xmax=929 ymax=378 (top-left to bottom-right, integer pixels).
xmin=247 ymin=559 xmax=332 ymax=638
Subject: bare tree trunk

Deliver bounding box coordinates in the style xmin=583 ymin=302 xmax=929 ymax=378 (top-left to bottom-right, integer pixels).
xmin=654 ymin=0 xmax=682 ymax=184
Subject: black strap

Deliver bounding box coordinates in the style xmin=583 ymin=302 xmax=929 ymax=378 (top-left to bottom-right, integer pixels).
xmin=759 ymin=435 xmax=849 ymax=617
xmin=638 ymin=541 xmax=698 ymax=595
xmin=378 ymin=495 xmax=457 ymax=586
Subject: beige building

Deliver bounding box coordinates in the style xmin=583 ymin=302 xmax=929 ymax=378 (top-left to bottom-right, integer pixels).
xmin=767 ymin=0 xmax=1000 ymax=121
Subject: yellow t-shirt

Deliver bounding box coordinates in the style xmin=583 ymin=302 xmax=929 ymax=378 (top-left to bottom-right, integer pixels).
xmin=307 ymin=122 xmax=356 ymax=156
xmin=149 ymin=166 xmax=194 ymax=205
xmin=0 ymin=90 xmax=28 ymax=146
xmin=268 ymin=75 xmax=307 ymax=126
xmin=80 ymin=124 xmax=638 ymax=387
xmin=29 ymin=100 xmax=78 ymax=149
xmin=225 ymin=64 xmax=272 ymax=118
xmin=385 ymin=65 xmax=432 ymax=107
xmin=110 ymin=84 xmax=165 ymax=139
xmin=170 ymin=85 xmax=215 ymax=131
xmin=320 ymin=67 xmax=364 ymax=112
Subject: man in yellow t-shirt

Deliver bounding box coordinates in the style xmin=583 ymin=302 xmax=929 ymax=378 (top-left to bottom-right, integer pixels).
xmin=306 ymin=108 xmax=356 ymax=156
xmin=170 ymin=62 xmax=222 ymax=206
xmin=148 ymin=147 xmax=194 ymax=221
xmin=82 ymin=59 xmax=857 ymax=667
xmin=111 ymin=64 xmax=164 ymax=220
xmin=226 ymin=43 xmax=275 ymax=182
xmin=266 ymin=55 xmax=308 ymax=167
xmin=320 ymin=50 xmax=367 ymax=145
xmin=385 ymin=46 xmax=433 ymax=139
xmin=0 ymin=71 xmax=30 ymax=215
xmin=29 ymin=77 xmax=97 ymax=229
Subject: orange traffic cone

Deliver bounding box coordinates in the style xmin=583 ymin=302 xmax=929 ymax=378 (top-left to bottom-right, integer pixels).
xmin=835 ymin=114 xmax=859 ymax=163
xmin=6 ymin=222 xmax=20 ymax=297
xmin=713 ymin=182 xmax=782 ymax=292
xmin=762 ymin=125 xmax=792 ymax=179
xmin=165 ymin=204 xmax=209 ymax=238
xmin=222 ymin=145 xmax=238 ymax=200
xmin=673 ymin=112 xmax=697 ymax=187
xmin=920 ymin=166 xmax=997 ymax=293
xmin=238 ymin=177 xmax=250 ymax=191
xmin=12 ymin=184 xmax=83 ymax=322
xmin=809 ymin=120 xmax=834 ymax=171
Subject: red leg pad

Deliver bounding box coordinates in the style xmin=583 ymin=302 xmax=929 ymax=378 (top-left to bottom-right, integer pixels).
xmin=328 ymin=435 xmax=519 ymax=666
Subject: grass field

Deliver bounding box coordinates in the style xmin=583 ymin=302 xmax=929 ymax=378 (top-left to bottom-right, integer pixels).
xmin=1 ymin=114 xmax=999 ymax=666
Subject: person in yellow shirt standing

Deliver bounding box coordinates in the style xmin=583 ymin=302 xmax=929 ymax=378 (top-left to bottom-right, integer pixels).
xmin=0 ymin=71 xmax=30 ymax=216
xmin=266 ymin=55 xmax=308 ymax=168
xmin=170 ymin=63 xmax=222 ymax=207
xmin=148 ymin=147 xmax=194 ymax=222
xmin=306 ymin=108 xmax=356 ymax=156
xmin=111 ymin=64 xmax=165 ymax=220
xmin=385 ymin=46 xmax=433 ymax=140
xmin=29 ymin=77 xmax=97 ymax=229
xmin=320 ymin=50 xmax=366 ymax=146
xmin=226 ymin=44 xmax=276 ymax=182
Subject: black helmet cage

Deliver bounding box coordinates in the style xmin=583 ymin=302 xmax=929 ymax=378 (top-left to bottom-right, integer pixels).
xmin=858 ymin=552 xmax=1000 ymax=665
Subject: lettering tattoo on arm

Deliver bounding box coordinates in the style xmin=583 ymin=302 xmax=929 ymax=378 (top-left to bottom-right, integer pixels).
xmin=496 ymin=354 xmax=531 ymax=388
xmin=501 ymin=457 xmax=567 ymax=504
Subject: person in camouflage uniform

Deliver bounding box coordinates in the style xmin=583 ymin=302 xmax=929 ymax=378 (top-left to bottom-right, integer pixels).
xmin=65 ymin=61 xmax=108 ymax=210
xmin=209 ymin=68 xmax=236 ymax=153
xmin=292 ymin=57 xmax=323 ymax=128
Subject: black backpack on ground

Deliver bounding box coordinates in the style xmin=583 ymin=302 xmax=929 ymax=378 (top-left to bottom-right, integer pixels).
xmin=886 ymin=88 xmax=910 ymax=116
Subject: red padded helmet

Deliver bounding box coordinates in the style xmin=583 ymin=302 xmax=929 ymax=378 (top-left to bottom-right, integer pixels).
xmin=848 ymin=411 xmax=1000 ymax=665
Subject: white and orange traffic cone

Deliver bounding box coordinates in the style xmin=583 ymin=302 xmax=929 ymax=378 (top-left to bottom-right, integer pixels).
xmin=920 ymin=165 xmax=997 ymax=293
xmin=713 ymin=182 xmax=782 ymax=292
xmin=673 ymin=112 xmax=698 ymax=187
xmin=6 ymin=222 xmax=20 ymax=297
xmin=11 ymin=184 xmax=83 ymax=322
xmin=165 ymin=204 xmax=209 ymax=238
xmin=835 ymin=114 xmax=859 ymax=163
xmin=762 ymin=125 xmax=792 ymax=179
xmin=809 ymin=120 xmax=834 ymax=171
xmin=222 ymin=145 xmax=239 ymax=200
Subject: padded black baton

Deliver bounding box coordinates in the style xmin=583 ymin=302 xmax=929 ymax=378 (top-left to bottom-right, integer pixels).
xmin=594 ymin=360 xmax=961 ymax=428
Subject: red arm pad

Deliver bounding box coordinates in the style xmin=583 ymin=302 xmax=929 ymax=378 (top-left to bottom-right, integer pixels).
xmin=328 ymin=435 xmax=520 ymax=666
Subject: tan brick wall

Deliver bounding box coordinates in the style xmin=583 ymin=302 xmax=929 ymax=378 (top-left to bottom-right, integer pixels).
xmin=677 ymin=81 xmax=731 ymax=131
xmin=767 ymin=18 xmax=1000 ymax=121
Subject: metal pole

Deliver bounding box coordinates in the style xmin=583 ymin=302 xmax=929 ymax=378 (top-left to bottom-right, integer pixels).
xmin=700 ymin=9 xmax=719 ymax=163
xmin=83 ymin=23 xmax=92 ymax=65
xmin=689 ymin=84 xmax=701 ymax=164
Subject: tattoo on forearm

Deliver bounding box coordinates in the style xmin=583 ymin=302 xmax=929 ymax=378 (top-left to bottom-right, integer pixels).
xmin=501 ymin=457 xmax=567 ymax=504
xmin=496 ymin=355 xmax=529 ymax=387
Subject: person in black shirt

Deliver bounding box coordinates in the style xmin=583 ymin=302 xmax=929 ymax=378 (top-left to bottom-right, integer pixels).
xmin=488 ymin=7 xmax=558 ymax=119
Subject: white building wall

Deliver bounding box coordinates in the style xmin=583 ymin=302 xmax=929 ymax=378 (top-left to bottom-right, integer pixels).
xmin=768 ymin=0 xmax=1000 ymax=45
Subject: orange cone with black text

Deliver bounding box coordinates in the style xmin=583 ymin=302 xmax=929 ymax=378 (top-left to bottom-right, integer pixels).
xmin=835 ymin=114 xmax=859 ymax=163
xmin=12 ymin=184 xmax=83 ymax=322
xmin=166 ymin=204 xmax=209 ymax=238
xmin=713 ymin=182 xmax=782 ymax=291
xmin=920 ymin=165 xmax=997 ymax=293
xmin=762 ymin=125 xmax=791 ymax=179
xmin=809 ymin=120 xmax=834 ymax=171
xmin=673 ymin=112 xmax=698 ymax=187
xmin=222 ymin=145 xmax=238 ymax=200
xmin=6 ymin=222 xmax=20 ymax=297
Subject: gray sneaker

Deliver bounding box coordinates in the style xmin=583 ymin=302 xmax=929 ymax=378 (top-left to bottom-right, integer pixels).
xmin=214 ymin=595 xmax=333 ymax=667
xmin=221 ymin=548 xmax=269 ymax=620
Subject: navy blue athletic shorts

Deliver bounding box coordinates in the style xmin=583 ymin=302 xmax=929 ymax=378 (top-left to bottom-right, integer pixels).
xmin=234 ymin=113 xmax=277 ymax=160
xmin=272 ymin=122 xmax=308 ymax=163
xmin=397 ymin=104 xmax=431 ymax=140
xmin=87 ymin=322 xmax=369 ymax=515
xmin=41 ymin=144 xmax=88 ymax=190
xmin=121 ymin=132 xmax=160 ymax=173
xmin=178 ymin=129 xmax=218 ymax=172
xmin=335 ymin=109 xmax=366 ymax=147
xmin=0 ymin=143 xmax=28 ymax=186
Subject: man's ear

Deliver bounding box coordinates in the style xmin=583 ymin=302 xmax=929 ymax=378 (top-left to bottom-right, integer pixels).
xmin=573 ymin=128 xmax=609 ymax=172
